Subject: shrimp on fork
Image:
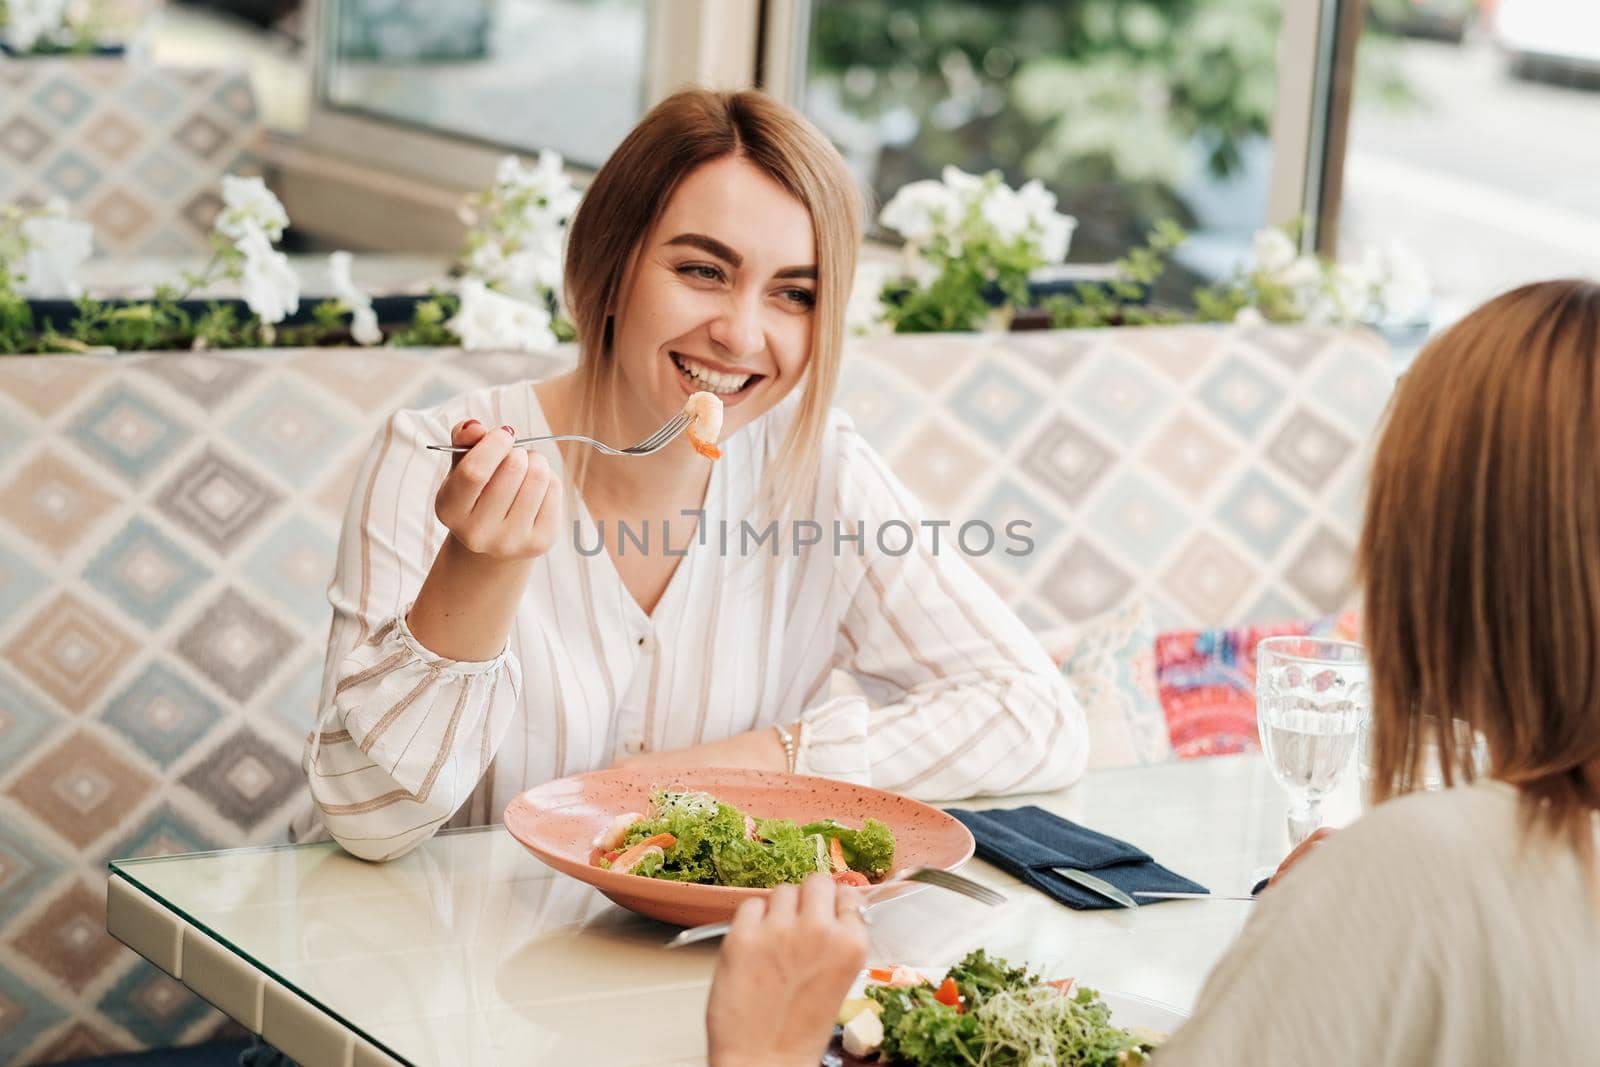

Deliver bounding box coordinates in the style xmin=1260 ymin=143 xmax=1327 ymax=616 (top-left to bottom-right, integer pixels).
xmin=684 ymin=391 xmax=724 ymax=460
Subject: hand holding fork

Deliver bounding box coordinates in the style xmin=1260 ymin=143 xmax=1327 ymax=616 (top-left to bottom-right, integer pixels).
xmin=668 ymin=865 xmax=1005 ymax=948
xmin=432 ymin=419 xmax=565 ymax=562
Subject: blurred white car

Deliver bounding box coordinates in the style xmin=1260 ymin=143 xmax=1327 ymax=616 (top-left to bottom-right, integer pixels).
xmin=1494 ymin=0 xmax=1600 ymax=77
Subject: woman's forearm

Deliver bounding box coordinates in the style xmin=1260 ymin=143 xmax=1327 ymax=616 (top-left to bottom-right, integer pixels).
xmin=614 ymin=722 xmax=795 ymax=772
xmin=407 ymin=534 xmax=534 ymax=662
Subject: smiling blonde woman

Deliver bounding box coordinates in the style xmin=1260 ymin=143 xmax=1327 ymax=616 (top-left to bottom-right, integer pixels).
xmin=293 ymin=89 xmax=1088 ymax=862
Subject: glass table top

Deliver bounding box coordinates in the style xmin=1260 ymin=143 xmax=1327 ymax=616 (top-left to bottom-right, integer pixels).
xmin=110 ymin=755 xmax=1357 ymax=1066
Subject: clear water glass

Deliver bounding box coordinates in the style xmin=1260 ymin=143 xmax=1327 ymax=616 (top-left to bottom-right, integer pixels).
xmin=1358 ymin=717 xmax=1489 ymax=802
xmin=1255 ymin=636 xmax=1370 ymax=845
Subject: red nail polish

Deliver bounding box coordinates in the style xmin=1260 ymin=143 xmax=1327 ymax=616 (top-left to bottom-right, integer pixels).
xmin=502 ymin=425 xmax=515 ymax=435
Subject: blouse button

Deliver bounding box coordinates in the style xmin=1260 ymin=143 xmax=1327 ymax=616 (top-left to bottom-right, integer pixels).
xmin=622 ymin=733 xmax=645 ymax=755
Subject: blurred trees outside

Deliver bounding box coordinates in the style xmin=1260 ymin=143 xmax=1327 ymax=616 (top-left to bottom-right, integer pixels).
xmin=807 ymin=0 xmax=1413 ymax=290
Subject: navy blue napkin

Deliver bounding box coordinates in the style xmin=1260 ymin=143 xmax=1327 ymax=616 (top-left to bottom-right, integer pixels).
xmin=946 ymin=806 xmax=1208 ymax=910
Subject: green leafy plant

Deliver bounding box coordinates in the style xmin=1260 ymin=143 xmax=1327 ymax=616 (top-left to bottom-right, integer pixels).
xmin=0 ymin=170 xmax=465 ymax=354
xmin=862 ymin=165 xmax=1077 ymax=334
xmin=1043 ymin=219 xmax=1191 ymax=328
xmin=386 ymin=294 xmax=462 ymax=348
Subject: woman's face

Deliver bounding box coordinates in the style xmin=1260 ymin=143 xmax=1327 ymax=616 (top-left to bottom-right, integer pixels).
xmin=609 ymin=155 xmax=818 ymax=442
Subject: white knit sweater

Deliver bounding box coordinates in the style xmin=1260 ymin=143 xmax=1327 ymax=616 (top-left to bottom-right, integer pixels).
xmin=1157 ymin=780 xmax=1600 ymax=1066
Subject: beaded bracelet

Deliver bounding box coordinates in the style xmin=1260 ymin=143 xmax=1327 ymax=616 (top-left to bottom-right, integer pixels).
xmin=772 ymin=722 xmax=799 ymax=773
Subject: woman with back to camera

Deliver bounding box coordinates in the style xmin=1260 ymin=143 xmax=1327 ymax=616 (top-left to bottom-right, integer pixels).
xmin=292 ymin=88 xmax=1087 ymax=861
xmin=706 ymin=279 xmax=1600 ymax=1067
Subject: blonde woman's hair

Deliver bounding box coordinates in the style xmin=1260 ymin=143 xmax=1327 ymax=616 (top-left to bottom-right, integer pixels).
xmin=1360 ymin=278 xmax=1600 ymax=868
xmin=561 ymin=87 xmax=865 ymax=514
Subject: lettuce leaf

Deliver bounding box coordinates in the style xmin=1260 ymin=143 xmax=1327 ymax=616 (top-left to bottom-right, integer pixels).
xmin=622 ymin=791 xmax=749 ymax=884
xmin=865 ymin=951 xmax=1152 ymax=1066
xmin=713 ymin=831 xmax=829 ymax=888
xmin=613 ymin=790 xmax=896 ymax=889
xmin=801 ymin=818 xmax=896 ymax=878
xmin=946 ymin=948 xmax=1037 ymax=1007
xmin=867 ymin=984 xmax=981 ymax=1067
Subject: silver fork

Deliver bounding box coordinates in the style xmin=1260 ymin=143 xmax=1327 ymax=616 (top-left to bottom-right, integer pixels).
xmin=665 ymin=866 xmax=1006 ymax=949
xmin=426 ymin=411 xmax=692 ymax=458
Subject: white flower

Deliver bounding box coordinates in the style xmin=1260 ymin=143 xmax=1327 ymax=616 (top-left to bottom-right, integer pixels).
xmin=18 ymin=200 xmax=92 ymax=298
xmin=1298 ymin=262 xmax=1372 ymax=327
xmin=901 ymin=241 xmax=939 ymax=288
xmin=216 ymin=175 xmax=289 ymax=243
xmin=448 ymin=278 xmax=555 ymax=352
xmin=1277 ymin=254 xmax=1323 ymax=292
xmin=236 ymin=225 xmax=299 ymax=324
xmin=1360 ymin=240 xmax=1431 ymax=324
xmin=1016 ymin=179 xmax=1076 ymax=264
xmin=502 ymin=243 xmax=564 ymax=298
xmin=458 ymin=152 xmax=577 ymax=319
xmin=1252 ymin=229 xmax=1298 ymax=275
xmin=846 ymin=261 xmax=897 ymax=338
xmin=495 ymin=151 xmax=561 ymax=196
xmin=1233 ymin=305 xmax=1267 ymax=328
xmin=494 ymin=150 xmax=582 ymax=220
xmin=1330 ymin=262 xmax=1376 ymax=323
xmin=878 ymin=179 xmax=961 ymax=244
xmin=979 ymin=183 xmax=1032 ymax=245
xmin=469 ymin=233 xmax=564 ymax=304
xmin=939 ymin=165 xmax=988 ymax=203
xmin=2 ymin=0 xmax=72 ymax=51
xmin=328 ymin=251 xmax=381 ymax=346
xmin=348 ymin=303 xmax=380 ymax=346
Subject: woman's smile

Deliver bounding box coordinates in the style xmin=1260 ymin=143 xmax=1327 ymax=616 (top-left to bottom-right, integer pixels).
xmin=669 ymin=350 xmax=767 ymax=406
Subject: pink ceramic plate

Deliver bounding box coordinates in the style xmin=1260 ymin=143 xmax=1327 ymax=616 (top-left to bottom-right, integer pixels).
xmin=503 ymin=766 xmax=976 ymax=928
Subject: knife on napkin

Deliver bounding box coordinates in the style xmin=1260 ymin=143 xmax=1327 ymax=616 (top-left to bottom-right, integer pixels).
xmin=1053 ymin=867 xmax=1138 ymax=908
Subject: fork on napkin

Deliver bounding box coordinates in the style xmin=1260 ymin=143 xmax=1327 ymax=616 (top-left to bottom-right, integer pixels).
xmin=945 ymin=806 xmax=1208 ymax=910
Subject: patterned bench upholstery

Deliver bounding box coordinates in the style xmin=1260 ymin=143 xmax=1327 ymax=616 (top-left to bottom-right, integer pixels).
xmin=0 ymin=59 xmax=261 ymax=256
xmin=836 ymin=326 xmax=1391 ymax=632
xmin=0 ymin=325 xmax=1392 ymax=1063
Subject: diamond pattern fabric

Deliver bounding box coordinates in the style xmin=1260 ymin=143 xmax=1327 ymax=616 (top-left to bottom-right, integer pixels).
xmin=66 ymin=383 xmax=192 ymax=487
xmin=11 ymin=882 xmax=119 ymax=995
xmin=0 ymin=326 xmax=1392 ymax=1062
xmin=5 ymin=731 xmax=157 ymax=850
xmin=153 ymin=447 xmax=285 ymax=557
xmin=3 ymin=594 xmax=138 ymax=714
xmin=0 ymin=453 xmax=120 ymax=559
xmin=0 ymin=60 xmax=260 ymax=256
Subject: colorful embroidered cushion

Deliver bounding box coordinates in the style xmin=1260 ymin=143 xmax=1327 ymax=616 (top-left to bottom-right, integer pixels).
xmin=1156 ymin=612 xmax=1360 ymax=758
xmin=1039 ymin=601 xmax=1169 ymax=769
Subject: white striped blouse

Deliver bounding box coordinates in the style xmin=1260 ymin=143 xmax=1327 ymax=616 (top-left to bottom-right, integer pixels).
xmin=293 ymin=379 xmax=1087 ymax=861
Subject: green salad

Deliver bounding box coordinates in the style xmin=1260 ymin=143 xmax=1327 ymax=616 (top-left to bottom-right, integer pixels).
xmin=837 ymin=950 xmax=1162 ymax=1066
xmin=588 ymin=789 xmax=895 ymax=889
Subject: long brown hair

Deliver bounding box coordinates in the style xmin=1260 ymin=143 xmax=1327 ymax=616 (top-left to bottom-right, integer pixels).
xmin=560 ymin=87 xmax=865 ymax=512
xmin=1360 ymin=279 xmax=1600 ymax=866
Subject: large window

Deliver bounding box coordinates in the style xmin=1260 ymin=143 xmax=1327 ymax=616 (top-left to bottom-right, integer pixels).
xmin=98 ymin=0 xmax=1600 ymax=347
xmin=797 ymin=0 xmax=1290 ymax=289
xmin=321 ymin=0 xmax=650 ymax=168
xmin=1340 ymin=1 xmax=1600 ymax=324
